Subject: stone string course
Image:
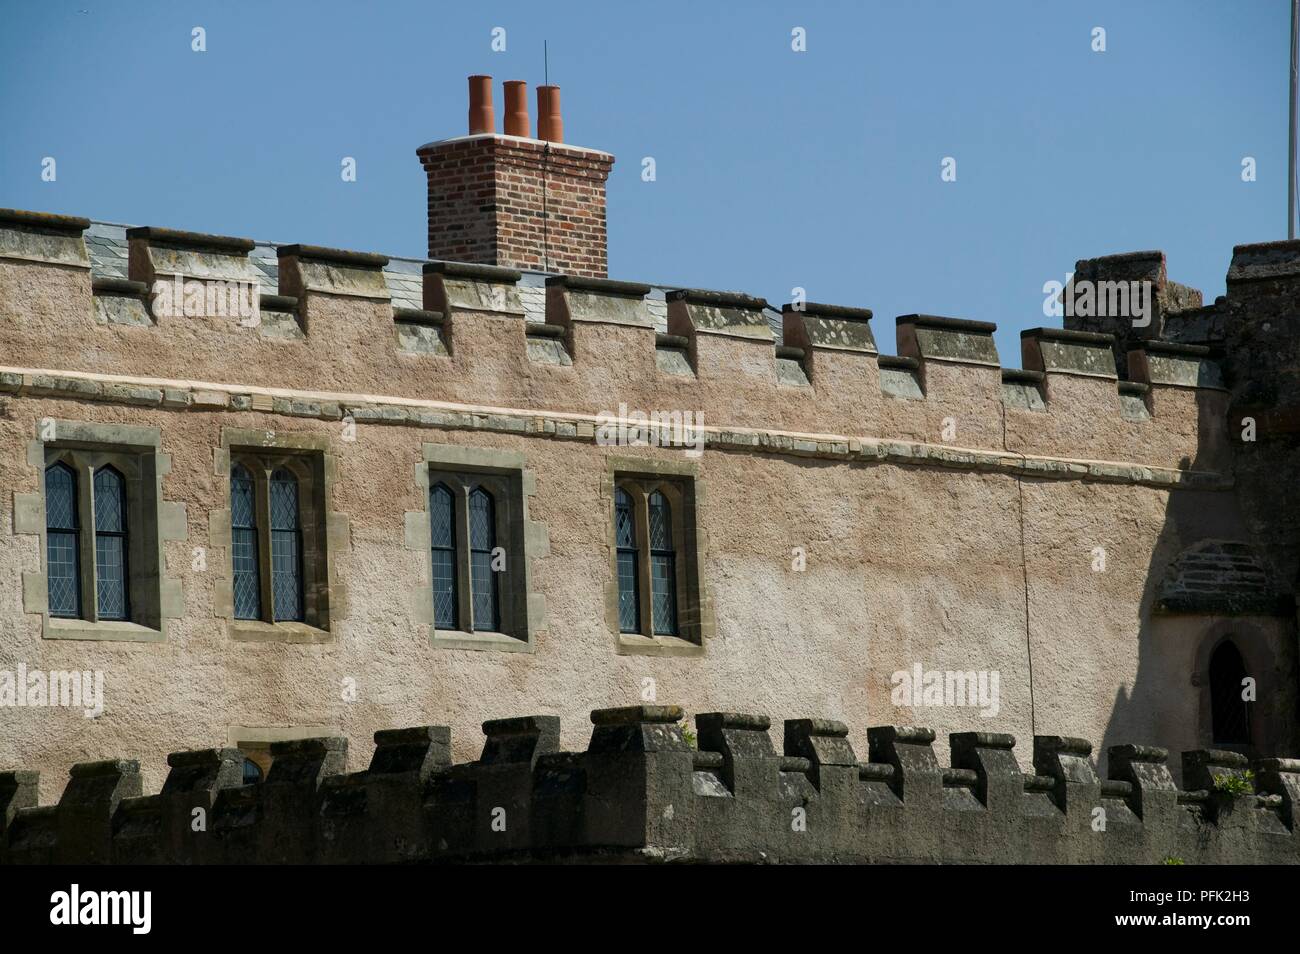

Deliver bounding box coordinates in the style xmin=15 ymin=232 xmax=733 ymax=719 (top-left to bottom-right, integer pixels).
xmin=1 ymin=706 xmax=1297 ymax=864
xmin=0 ymin=366 xmax=1229 ymax=491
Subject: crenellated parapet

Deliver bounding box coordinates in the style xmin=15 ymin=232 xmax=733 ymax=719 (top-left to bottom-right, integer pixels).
xmin=2 ymin=706 xmax=1297 ymax=865
xmin=0 ymin=207 xmax=1255 ymax=475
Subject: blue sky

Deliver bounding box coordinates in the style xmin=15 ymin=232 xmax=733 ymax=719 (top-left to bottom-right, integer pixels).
xmin=0 ymin=0 xmax=1288 ymax=360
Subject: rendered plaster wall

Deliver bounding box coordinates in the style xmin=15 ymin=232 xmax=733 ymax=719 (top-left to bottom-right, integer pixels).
xmin=0 ymin=394 xmax=1258 ymax=802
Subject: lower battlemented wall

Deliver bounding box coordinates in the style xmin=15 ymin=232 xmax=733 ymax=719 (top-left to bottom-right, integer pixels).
xmin=2 ymin=707 xmax=1298 ymax=864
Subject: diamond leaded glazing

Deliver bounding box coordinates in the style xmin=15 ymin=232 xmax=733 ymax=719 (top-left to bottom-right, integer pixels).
xmin=270 ymin=469 xmax=303 ymax=621
xmin=469 ymin=488 xmax=497 ymax=631
xmin=45 ymin=463 xmax=80 ymax=618
xmin=93 ymin=467 xmax=128 ymax=620
xmin=231 ymin=465 xmax=260 ymax=621
xmin=649 ymin=491 xmax=677 ymax=636
xmin=615 ymin=488 xmax=638 ymax=633
xmin=430 ymin=484 xmax=456 ymax=629
xmin=93 ymin=467 xmax=124 ymax=532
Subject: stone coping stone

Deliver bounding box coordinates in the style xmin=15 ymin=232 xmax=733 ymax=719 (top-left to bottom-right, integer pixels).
xmin=781 ymin=301 xmax=874 ymax=322
xmin=374 ymin=725 xmax=450 ymax=746
xmin=1021 ymin=326 xmax=1116 ymax=345
xmin=0 ymin=208 xmax=91 ymax=233
xmin=424 ymin=261 xmax=521 ymax=282
xmin=1109 ymin=743 xmax=1169 ymax=763
xmin=590 ymin=705 xmax=683 ymax=726
xmin=545 ymin=274 xmax=651 ymax=297
xmin=1035 ymin=735 xmax=1093 ymax=756
xmin=260 ymin=293 xmax=299 ymax=311
xmin=1118 ymin=381 xmax=1151 ymax=395
xmin=92 ymin=276 xmax=148 ymax=296
xmin=696 ymin=712 xmax=772 ymax=731
xmin=1134 ymin=339 xmax=1217 ymax=358
xmin=1075 ymin=249 xmax=1164 ymax=267
xmin=278 ymin=244 xmax=388 ymax=268
xmin=897 ymin=314 xmax=997 ymax=334
xmin=878 ymin=355 xmax=920 ymax=370
xmin=655 ymin=333 xmax=689 ymax=348
xmin=1227 ymin=239 xmax=1300 ymax=282
xmin=667 ymin=288 xmax=769 ymax=310
xmin=1001 ymin=368 xmax=1045 ymax=384
xmin=126 ymin=226 xmax=255 ymax=254
xmin=393 ymin=307 xmax=444 ymax=324
xmin=524 ymin=322 xmax=565 ymax=338
xmin=69 ymin=759 xmax=139 ymax=779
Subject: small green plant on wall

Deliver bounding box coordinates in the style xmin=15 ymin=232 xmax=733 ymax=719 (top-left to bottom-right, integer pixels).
xmin=679 ymin=714 xmax=697 ymax=749
xmin=1213 ymin=771 xmax=1255 ymax=796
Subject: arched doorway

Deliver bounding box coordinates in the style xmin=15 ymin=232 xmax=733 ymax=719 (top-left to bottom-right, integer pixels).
xmin=1209 ymin=639 xmax=1252 ymax=746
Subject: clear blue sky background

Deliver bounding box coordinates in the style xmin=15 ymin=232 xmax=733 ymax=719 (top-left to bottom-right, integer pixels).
xmin=0 ymin=0 xmax=1288 ymax=361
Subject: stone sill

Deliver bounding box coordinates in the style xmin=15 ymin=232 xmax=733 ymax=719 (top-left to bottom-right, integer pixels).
xmin=229 ymin=620 xmax=332 ymax=644
xmin=45 ymin=617 xmax=163 ymax=643
xmin=616 ymin=633 xmax=704 ymax=658
xmin=430 ymin=629 xmax=532 ymax=653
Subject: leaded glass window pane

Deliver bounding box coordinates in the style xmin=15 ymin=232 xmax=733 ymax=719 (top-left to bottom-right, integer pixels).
xmin=615 ymin=488 xmax=638 ymax=633
xmin=270 ymin=469 xmax=303 ymax=622
xmin=430 ymin=484 xmax=457 ymax=629
xmin=93 ymin=467 xmax=129 ymax=620
xmin=469 ymin=488 xmax=498 ymax=631
xmin=45 ymin=463 xmax=80 ymax=618
xmin=231 ymin=465 xmax=261 ymax=621
xmin=649 ymin=492 xmax=677 ymax=636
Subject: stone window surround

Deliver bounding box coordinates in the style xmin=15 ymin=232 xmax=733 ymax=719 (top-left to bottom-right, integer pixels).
xmin=229 ymin=724 xmax=341 ymax=779
xmin=1190 ymin=620 xmax=1278 ymax=757
xmin=211 ymin=428 xmax=350 ymax=644
xmin=228 ymin=450 xmax=326 ymax=628
xmin=602 ymin=454 xmax=713 ymax=657
xmin=405 ymin=443 xmax=547 ymax=653
xmin=17 ymin=419 xmax=185 ymax=642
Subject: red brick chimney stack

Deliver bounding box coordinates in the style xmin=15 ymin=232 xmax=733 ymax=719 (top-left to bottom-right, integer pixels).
xmin=417 ymin=75 xmax=614 ymax=277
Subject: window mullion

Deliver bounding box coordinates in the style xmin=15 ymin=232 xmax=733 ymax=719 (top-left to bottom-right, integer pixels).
xmin=79 ymin=461 xmax=99 ymax=624
xmin=255 ymin=468 xmax=274 ymax=622
xmin=492 ymin=485 xmax=510 ymax=635
xmin=635 ymin=491 xmax=653 ymax=636
xmin=456 ymin=485 xmax=473 ymax=631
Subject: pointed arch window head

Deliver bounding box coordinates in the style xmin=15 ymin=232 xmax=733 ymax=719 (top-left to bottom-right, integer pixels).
xmin=92 ymin=466 xmax=129 ymax=621
xmin=648 ymin=491 xmax=677 ymax=636
xmin=230 ymin=464 xmax=261 ymax=621
xmin=45 ymin=463 xmax=80 ymax=619
xmin=430 ymin=483 xmax=457 ymax=629
xmin=1210 ymin=640 xmax=1252 ymax=746
xmin=269 ymin=469 xmax=303 ymax=622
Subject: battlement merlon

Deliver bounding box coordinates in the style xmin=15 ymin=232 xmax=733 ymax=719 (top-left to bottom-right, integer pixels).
xmin=0 ymin=207 xmax=1263 ymax=473
xmin=2 ymin=706 xmax=1298 ymax=864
